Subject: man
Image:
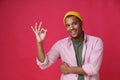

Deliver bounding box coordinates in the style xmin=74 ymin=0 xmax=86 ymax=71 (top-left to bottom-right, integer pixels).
xmin=31 ymin=11 xmax=104 ymax=80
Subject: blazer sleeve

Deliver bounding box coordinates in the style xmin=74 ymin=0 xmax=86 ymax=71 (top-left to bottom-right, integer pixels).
xmin=36 ymin=41 xmax=61 ymax=70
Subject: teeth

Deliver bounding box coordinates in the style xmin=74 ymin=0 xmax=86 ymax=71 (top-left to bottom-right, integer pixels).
xmin=71 ymin=30 xmax=76 ymax=34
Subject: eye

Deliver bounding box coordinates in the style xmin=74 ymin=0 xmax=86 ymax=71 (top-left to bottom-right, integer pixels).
xmin=73 ymin=22 xmax=77 ymax=26
xmin=66 ymin=24 xmax=70 ymax=28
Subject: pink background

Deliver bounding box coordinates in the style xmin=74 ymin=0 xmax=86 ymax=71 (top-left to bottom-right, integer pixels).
xmin=0 ymin=0 xmax=120 ymax=80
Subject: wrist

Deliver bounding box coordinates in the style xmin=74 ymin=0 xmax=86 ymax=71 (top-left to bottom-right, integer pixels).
xmin=68 ymin=67 xmax=72 ymax=74
xmin=37 ymin=41 xmax=43 ymax=46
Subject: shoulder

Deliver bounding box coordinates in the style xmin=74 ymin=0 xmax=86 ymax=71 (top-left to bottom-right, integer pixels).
xmin=52 ymin=37 xmax=69 ymax=48
xmin=55 ymin=37 xmax=69 ymax=44
xmin=86 ymin=34 xmax=103 ymax=42
xmin=86 ymin=34 xmax=104 ymax=47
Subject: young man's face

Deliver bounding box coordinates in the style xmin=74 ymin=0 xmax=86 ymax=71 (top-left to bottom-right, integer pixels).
xmin=65 ymin=16 xmax=83 ymax=40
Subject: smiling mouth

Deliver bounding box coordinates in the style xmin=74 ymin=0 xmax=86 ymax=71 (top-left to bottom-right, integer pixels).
xmin=70 ymin=30 xmax=77 ymax=35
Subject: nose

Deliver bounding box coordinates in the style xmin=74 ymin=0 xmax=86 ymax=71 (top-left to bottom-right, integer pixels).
xmin=70 ymin=25 xmax=73 ymax=30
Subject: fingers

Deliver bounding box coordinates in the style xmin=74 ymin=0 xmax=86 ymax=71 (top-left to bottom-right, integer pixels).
xmin=38 ymin=22 xmax=42 ymax=31
xmin=34 ymin=22 xmax=42 ymax=31
xmin=62 ymin=62 xmax=67 ymax=64
xmin=31 ymin=26 xmax=35 ymax=33
xmin=31 ymin=22 xmax=38 ymax=33
xmin=31 ymin=21 xmax=47 ymax=34
xmin=40 ymin=28 xmax=47 ymax=33
xmin=31 ymin=22 xmax=41 ymax=31
xmin=35 ymin=22 xmax=38 ymax=31
xmin=62 ymin=62 xmax=70 ymax=67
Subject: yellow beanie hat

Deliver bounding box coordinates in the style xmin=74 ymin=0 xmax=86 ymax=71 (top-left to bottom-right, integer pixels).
xmin=63 ymin=11 xmax=82 ymax=25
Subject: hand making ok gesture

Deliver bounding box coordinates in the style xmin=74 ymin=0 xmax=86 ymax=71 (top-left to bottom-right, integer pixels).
xmin=31 ymin=22 xmax=47 ymax=42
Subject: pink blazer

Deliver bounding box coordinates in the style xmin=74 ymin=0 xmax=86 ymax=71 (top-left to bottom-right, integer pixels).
xmin=37 ymin=34 xmax=104 ymax=80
